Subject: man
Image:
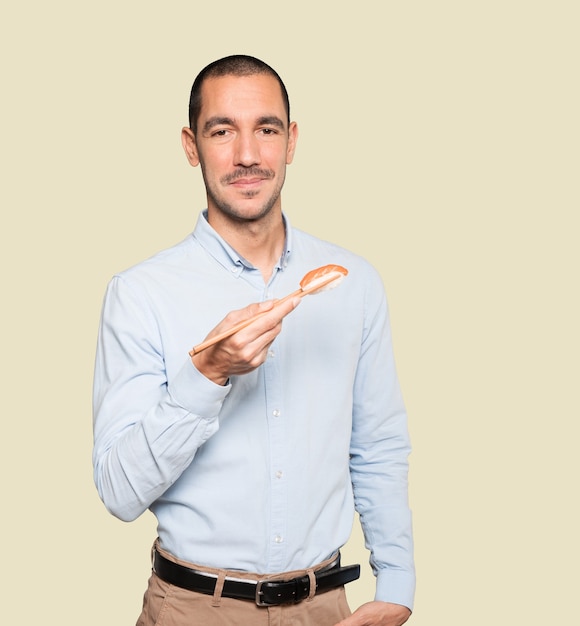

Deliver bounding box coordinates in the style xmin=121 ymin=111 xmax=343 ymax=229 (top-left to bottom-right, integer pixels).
xmin=93 ymin=55 xmax=415 ymax=625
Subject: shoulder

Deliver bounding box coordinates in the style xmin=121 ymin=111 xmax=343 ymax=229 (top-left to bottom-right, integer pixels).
xmin=102 ymin=234 xmax=200 ymax=307
xmin=110 ymin=234 xmax=197 ymax=285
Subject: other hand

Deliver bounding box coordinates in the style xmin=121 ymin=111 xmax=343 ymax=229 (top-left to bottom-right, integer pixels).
xmin=335 ymin=601 xmax=411 ymax=626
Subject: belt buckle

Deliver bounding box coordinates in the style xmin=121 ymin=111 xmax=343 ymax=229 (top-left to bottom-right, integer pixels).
xmin=255 ymin=579 xmax=272 ymax=607
xmin=255 ymin=576 xmax=310 ymax=606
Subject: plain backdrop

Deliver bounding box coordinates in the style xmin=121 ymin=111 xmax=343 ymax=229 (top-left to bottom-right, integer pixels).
xmin=1 ymin=2 xmax=578 ymax=624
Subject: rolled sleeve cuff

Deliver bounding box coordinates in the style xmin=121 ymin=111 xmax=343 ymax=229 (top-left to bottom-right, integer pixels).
xmin=375 ymin=569 xmax=416 ymax=612
xmin=169 ymin=358 xmax=231 ymax=418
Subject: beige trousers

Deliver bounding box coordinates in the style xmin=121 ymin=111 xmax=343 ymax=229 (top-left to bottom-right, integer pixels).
xmin=136 ymin=543 xmax=352 ymax=626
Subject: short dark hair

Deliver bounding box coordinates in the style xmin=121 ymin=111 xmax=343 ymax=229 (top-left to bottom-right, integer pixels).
xmin=188 ymin=55 xmax=290 ymax=134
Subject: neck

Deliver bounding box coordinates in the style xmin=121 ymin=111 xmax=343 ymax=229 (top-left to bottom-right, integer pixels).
xmin=207 ymin=209 xmax=286 ymax=282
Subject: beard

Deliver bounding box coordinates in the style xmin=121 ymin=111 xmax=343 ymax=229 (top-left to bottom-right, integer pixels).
xmin=201 ymin=164 xmax=286 ymax=223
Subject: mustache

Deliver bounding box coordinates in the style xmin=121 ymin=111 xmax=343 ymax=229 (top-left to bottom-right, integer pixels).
xmin=221 ymin=167 xmax=275 ymax=184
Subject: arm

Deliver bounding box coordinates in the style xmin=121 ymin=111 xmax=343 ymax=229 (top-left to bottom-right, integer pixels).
xmin=348 ymin=280 xmax=415 ymax=612
xmin=92 ymin=275 xmax=228 ymax=521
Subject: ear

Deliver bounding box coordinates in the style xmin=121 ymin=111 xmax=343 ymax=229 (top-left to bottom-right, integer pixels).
xmin=181 ymin=127 xmax=200 ymax=167
xmin=286 ymin=121 xmax=299 ymax=165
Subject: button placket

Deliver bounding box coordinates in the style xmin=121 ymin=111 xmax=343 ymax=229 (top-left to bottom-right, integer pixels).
xmin=263 ymin=339 xmax=287 ymax=571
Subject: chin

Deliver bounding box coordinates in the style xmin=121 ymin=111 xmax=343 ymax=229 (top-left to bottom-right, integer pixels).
xmin=212 ymin=196 xmax=281 ymax=223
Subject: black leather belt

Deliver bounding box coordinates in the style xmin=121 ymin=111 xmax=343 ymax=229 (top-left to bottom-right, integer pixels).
xmin=153 ymin=549 xmax=360 ymax=606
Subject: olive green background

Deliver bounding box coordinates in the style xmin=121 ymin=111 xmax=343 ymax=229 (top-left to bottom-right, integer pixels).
xmin=1 ymin=2 xmax=578 ymax=624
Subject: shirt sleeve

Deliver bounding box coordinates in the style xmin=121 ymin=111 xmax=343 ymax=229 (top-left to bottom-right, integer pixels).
xmin=92 ymin=275 xmax=230 ymax=522
xmin=349 ymin=273 xmax=416 ymax=610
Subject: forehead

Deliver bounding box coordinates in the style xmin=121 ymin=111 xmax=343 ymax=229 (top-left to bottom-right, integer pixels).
xmin=199 ymin=74 xmax=287 ymax=122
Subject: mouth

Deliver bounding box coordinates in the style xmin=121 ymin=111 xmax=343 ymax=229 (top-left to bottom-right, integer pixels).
xmin=222 ymin=168 xmax=275 ymax=187
xmin=230 ymin=177 xmax=266 ymax=189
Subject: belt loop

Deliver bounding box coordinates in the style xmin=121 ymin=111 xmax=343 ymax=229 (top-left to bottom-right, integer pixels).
xmin=306 ymin=569 xmax=316 ymax=602
xmin=211 ymin=571 xmax=226 ymax=607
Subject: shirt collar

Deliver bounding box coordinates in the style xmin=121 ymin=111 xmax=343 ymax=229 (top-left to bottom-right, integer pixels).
xmin=192 ymin=210 xmax=292 ymax=277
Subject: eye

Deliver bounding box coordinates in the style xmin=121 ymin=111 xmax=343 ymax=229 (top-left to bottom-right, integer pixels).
xmin=212 ymin=129 xmax=229 ymax=137
xmin=260 ymin=128 xmax=278 ymax=136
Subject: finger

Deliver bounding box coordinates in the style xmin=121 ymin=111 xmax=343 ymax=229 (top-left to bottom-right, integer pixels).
xmin=273 ymin=295 xmax=302 ymax=318
xmin=230 ymin=296 xmax=299 ymax=343
xmin=218 ymin=299 xmax=276 ymax=331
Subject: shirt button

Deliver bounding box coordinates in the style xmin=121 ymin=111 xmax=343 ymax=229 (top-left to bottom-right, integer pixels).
xmin=275 ymin=470 xmax=283 ymax=479
xmin=268 ymin=350 xmax=275 ymax=358
xmin=274 ymin=535 xmax=284 ymax=544
xmin=272 ymin=409 xmax=280 ymax=417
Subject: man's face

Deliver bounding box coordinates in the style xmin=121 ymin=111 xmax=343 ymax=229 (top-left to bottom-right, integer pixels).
xmin=182 ymin=74 xmax=298 ymax=224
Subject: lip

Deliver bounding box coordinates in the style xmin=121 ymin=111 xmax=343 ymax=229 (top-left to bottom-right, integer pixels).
xmin=230 ymin=177 xmax=265 ymax=187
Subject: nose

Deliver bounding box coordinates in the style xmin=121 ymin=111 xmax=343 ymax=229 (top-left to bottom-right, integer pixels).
xmin=234 ymin=131 xmax=260 ymax=167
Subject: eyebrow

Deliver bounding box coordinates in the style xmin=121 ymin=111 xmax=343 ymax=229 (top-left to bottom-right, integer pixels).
xmin=202 ymin=117 xmax=234 ymax=134
xmin=257 ymin=116 xmax=285 ymax=129
xmin=202 ymin=115 xmax=286 ymax=134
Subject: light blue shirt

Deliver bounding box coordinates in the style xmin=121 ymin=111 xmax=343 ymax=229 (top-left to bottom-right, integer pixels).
xmin=93 ymin=211 xmax=415 ymax=609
